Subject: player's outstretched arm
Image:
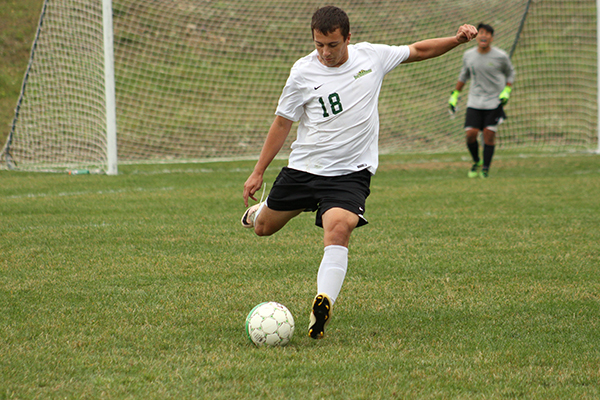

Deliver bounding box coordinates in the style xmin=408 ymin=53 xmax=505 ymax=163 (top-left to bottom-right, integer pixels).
xmin=243 ymin=116 xmax=293 ymax=207
xmin=405 ymin=24 xmax=477 ymax=63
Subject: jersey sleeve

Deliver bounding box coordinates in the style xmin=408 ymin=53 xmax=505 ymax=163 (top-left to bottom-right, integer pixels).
xmin=502 ymin=53 xmax=516 ymax=84
xmin=370 ymin=44 xmax=410 ymax=75
xmin=275 ymin=66 xmax=306 ymax=122
xmin=457 ymin=52 xmax=470 ymax=83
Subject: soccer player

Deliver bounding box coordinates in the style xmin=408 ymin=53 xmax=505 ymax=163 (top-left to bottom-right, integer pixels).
xmin=242 ymin=6 xmax=477 ymax=339
xmin=448 ymin=23 xmax=515 ymax=178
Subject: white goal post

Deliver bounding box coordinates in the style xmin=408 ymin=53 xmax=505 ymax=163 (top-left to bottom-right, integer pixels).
xmin=597 ymin=0 xmax=600 ymax=154
xmin=1 ymin=0 xmax=598 ymax=173
xmin=102 ymin=0 xmax=118 ymax=175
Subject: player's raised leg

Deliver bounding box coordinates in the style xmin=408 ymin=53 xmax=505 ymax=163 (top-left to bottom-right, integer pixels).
xmin=241 ymin=202 xmax=303 ymax=236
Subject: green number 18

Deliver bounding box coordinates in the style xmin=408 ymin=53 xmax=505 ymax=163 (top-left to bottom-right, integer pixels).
xmin=318 ymin=93 xmax=343 ymax=118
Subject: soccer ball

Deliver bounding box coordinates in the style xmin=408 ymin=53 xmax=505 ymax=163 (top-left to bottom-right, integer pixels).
xmin=245 ymin=302 xmax=295 ymax=347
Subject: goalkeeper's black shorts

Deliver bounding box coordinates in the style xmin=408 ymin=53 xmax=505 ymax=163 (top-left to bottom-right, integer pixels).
xmin=464 ymin=105 xmax=506 ymax=132
xmin=266 ymin=167 xmax=371 ymax=228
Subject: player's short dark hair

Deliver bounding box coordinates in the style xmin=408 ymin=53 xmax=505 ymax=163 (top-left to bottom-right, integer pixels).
xmin=477 ymin=23 xmax=494 ymax=35
xmin=311 ymin=6 xmax=350 ymax=40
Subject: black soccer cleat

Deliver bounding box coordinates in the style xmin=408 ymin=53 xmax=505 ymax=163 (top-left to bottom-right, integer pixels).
xmin=308 ymin=293 xmax=332 ymax=339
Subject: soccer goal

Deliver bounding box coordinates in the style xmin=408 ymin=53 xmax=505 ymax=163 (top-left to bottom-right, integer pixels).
xmin=1 ymin=0 xmax=598 ymax=173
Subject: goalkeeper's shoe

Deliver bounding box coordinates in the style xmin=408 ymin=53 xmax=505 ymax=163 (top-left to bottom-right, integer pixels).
xmin=468 ymin=160 xmax=483 ymax=178
xmin=308 ymin=293 xmax=332 ymax=340
xmin=480 ymin=169 xmax=490 ymax=179
xmin=241 ymin=202 xmax=263 ymax=228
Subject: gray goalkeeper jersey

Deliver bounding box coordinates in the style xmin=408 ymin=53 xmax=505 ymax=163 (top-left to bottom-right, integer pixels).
xmin=458 ymin=46 xmax=515 ymax=110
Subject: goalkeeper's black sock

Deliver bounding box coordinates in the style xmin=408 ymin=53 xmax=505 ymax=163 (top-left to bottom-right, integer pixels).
xmin=467 ymin=141 xmax=479 ymax=163
xmin=483 ymin=144 xmax=495 ymax=169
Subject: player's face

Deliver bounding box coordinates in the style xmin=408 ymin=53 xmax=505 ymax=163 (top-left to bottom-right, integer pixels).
xmin=476 ymin=28 xmax=493 ymax=50
xmin=313 ymin=28 xmax=351 ymax=68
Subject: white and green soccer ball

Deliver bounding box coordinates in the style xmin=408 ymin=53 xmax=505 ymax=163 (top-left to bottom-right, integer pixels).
xmin=245 ymin=302 xmax=295 ymax=347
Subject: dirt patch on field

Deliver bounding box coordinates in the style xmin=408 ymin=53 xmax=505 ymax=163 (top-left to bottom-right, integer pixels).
xmin=378 ymin=158 xmax=522 ymax=172
xmin=378 ymin=160 xmax=470 ymax=171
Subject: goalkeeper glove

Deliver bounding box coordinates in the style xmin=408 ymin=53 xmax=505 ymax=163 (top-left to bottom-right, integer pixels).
xmin=499 ymin=86 xmax=512 ymax=105
xmin=448 ymin=90 xmax=460 ymax=113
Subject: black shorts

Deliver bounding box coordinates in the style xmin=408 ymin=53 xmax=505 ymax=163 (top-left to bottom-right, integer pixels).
xmin=266 ymin=167 xmax=371 ymax=228
xmin=464 ymin=106 xmax=506 ymax=131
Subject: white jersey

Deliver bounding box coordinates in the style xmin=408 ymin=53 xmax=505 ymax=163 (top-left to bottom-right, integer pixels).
xmin=275 ymin=42 xmax=410 ymax=176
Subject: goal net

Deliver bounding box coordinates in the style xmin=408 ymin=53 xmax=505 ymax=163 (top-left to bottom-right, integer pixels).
xmin=1 ymin=0 xmax=598 ymax=172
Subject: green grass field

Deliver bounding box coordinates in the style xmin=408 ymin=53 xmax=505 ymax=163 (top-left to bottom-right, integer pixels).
xmin=1 ymin=150 xmax=599 ymax=399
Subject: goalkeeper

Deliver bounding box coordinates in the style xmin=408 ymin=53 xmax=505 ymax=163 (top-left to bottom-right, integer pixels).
xmin=448 ymin=23 xmax=515 ymax=178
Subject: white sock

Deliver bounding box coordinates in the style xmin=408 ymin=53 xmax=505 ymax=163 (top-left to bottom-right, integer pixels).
xmin=317 ymin=245 xmax=348 ymax=304
xmin=253 ymin=200 xmax=267 ymax=222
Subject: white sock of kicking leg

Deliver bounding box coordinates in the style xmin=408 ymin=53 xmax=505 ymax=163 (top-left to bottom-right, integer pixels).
xmin=253 ymin=199 xmax=267 ymax=222
xmin=317 ymin=245 xmax=348 ymax=305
